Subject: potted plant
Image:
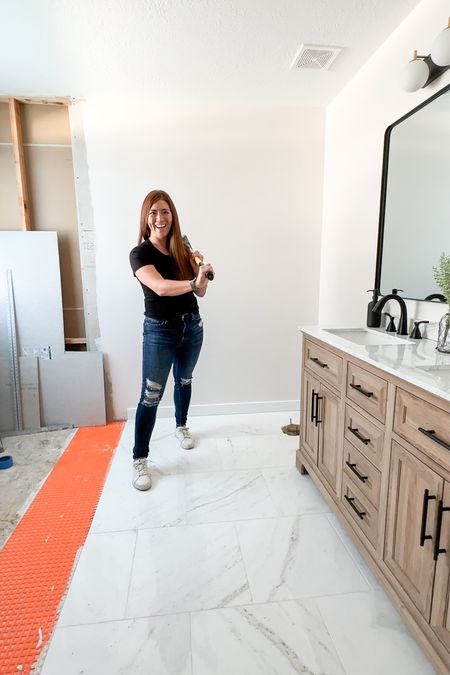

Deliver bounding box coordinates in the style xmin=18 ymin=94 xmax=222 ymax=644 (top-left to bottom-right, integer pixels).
xmin=433 ymin=253 xmax=450 ymax=353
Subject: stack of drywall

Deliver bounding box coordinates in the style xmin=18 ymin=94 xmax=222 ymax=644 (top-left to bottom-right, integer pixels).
xmin=0 ymin=231 xmax=105 ymax=431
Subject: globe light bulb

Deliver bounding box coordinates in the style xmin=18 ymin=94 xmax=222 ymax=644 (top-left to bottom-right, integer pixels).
xmin=399 ymin=56 xmax=429 ymax=92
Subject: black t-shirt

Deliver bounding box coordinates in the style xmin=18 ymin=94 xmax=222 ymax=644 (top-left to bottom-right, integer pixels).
xmin=129 ymin=240 xmax=199 ymax=320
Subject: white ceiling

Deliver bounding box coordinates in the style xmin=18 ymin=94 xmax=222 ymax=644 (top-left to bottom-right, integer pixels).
xmin=1 ymin=0 xmax=424 ymax=105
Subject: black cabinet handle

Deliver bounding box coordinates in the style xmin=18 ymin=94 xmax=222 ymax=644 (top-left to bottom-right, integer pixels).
xmin=310 ymin=356 xmax=328 ymax=369
xmin=350 ymin=383 xmax=374 ymax=398
xmin=344 ymin=495 xmax=366 ymax=519
xmin=310 ymin=390 xmax=317 ymax=423
xmin=347 ymin=426 xmax=370 ymax=445
xmin=419 ymin=489 xmax=436 ymax=546
xmin=418 ymin=427 xmax=450 ymax=452
xmin=315 ymin=396 xmax=323 ymax=426
xmin=345 ymin=461 xmax=368 ymax=483
xmin=433 ymin=500 xmax=450 ymax=561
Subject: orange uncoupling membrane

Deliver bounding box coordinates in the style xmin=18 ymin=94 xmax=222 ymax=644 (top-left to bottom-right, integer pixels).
xmin=0 ymin=422 xmax=124 ymax=675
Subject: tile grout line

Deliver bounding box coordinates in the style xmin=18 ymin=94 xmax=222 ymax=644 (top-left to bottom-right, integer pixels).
xmin=123 ymin=528 xmax=139 ymax=620
xmin=314 ymin=599 xmax=349 ymax=675
xmin=90 ymin=510 xmax=335 ymax=537
xmin=325 ymin=513 xmax=376 ymax=590
xmin=53 ymin=588 xmax=380 ymax=630
xmin=233 ymin=521 xmax=254 ymax=605
xmin=188 ymin=612 xmax=194 ymax=675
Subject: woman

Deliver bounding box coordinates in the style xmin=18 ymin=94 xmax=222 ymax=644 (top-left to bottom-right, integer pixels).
xmin=129 ymin=189 xmax=214 ymax=490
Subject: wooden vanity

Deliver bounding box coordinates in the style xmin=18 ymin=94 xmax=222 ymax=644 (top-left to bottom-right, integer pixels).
xmin=297 ymin=328 xmax=450 ymax=675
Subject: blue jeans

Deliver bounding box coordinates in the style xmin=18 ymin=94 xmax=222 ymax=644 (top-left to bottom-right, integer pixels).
xmin=133 ymin=312 xmax=204 ymax=459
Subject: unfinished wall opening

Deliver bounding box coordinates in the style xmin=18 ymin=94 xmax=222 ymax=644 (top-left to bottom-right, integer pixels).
xmin=0 ymin=99 xmax=87 ymax=350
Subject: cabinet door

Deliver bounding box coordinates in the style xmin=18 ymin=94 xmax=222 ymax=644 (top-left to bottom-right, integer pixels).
xmin=430 ymin=480 xmax=450 ymax=650
xmin=384 ymin=442 xmax=443 ymax=620
xmin=301 ymin=370 xmax=320 ymax=464
xmin=317 ymin=383 xmax=341 ymax=493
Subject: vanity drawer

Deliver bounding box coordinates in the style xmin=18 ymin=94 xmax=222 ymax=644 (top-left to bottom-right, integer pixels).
xmin=344 ymin=404 xmax=385 ymax=468
xmin=343 ymin=439 xmax=381 ymax=509
xmin=341 ymin=474 xmax=379 ymax=548
xmin=394 ymin=388 xmax=450 ymax=467
xmin=304 ymin=339 xmax=343 ymax=390
xmin=346 ymin=362 xmax=388 ymax=423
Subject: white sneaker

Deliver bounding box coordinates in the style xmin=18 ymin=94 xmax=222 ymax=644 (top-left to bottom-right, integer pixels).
xmin=132 ymin=458 xmax=152 ymax=490
xmin=175 ymin=426 xmax=195 ymax=450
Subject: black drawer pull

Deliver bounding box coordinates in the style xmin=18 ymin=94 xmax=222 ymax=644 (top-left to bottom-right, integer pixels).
xmin=433 ymin=500 xmax=450 ymax=561
xmin=344 ymin=494 xmax=366 ymax=519
xmin=349 ymin=383 xmax=374 ymax=398
xmin=345 ymin=461 xmax=368 ymax=483
xmin=420 ymin=489 xmax=436 ymax=547
xmin=310 ymin=356 xmax=328 ymax=369
xmin=315 ymin=396 xmax=323 ymax=427
xmin=418 ymin=427 xmax=450 ymax=452
xmin=347 ymin=426 xmax=370 ymax=445
xmin=311 ymin=390 xmax=317 ymax=423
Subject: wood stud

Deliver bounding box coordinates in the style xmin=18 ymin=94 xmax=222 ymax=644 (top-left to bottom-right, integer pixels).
xmin=8 ymin=98 xmax=32 ymax=231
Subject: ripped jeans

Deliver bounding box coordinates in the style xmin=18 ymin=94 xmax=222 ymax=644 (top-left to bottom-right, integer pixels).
xmin=133 ymin=312 xmax=204 ymax=459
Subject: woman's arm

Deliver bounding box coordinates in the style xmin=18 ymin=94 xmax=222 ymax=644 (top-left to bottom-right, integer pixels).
xmin=188 ymin=250 xmax=209 ymax=297
xmin=135 ymin=262 xmax=214 ymax=297
xmin=135 ymin=265 xmax=192 ymax=297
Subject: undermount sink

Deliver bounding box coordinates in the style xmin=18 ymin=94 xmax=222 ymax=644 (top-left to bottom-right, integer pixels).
xmin=416 ymin=364 xmax=450 ymax=374
xmin=324 ymin=328 xmax=411 ymax=347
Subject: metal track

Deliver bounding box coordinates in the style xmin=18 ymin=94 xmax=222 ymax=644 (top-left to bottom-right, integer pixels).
xmin=6 ymin=269 xmax=23 ymax=431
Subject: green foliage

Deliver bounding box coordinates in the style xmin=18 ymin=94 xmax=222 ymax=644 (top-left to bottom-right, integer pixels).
xmin=433 ymin=253 xmax=450 ymax=305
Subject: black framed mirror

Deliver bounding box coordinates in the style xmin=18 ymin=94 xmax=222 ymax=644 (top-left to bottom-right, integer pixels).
xmin=374 ymin=83 xmax=450 ymax=302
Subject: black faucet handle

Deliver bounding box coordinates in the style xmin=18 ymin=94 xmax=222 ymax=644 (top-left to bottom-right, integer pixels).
xmin=410 ymin=320 xmax=429 ymax=340
xmin=391 ymin=288 xmax=404 ymax=295
xmin=383 ymin=313 xmax=397 ymax=332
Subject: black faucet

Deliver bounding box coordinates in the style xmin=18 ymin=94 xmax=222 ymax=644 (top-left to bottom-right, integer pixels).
xmin=373 ymin=294 xmax=408 ymax=335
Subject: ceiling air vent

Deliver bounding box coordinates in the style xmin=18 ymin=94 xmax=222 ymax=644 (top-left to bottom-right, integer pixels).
xmin=291 ymin=44 xmax=342 ymax=71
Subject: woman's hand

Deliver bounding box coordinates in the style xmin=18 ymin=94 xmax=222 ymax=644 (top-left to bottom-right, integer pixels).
xmin=189 ymin=250 xmax=203 ymax=275
xmin=195 ymin=261 xmax=214 ymax=295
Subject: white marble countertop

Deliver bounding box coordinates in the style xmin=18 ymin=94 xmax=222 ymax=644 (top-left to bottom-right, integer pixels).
xmin=299 ymin=326 xmax=450 ymax=403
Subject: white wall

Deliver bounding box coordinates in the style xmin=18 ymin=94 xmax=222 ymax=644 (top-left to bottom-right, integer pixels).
xmin=81 ymin=101 xmax=325 ymax=419
xmin=320 ymin=0 xmax=450 ymax=331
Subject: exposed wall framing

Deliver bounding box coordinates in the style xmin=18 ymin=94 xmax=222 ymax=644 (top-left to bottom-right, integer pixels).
xmin=0 ymin=98 xmax=99 ymax=351
xmin=8 ymin=99 xmax=32 ymax=231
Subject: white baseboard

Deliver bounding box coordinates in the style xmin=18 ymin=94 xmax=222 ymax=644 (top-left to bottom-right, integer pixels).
xmin=127 ymin=400 xmax=299 ymax=420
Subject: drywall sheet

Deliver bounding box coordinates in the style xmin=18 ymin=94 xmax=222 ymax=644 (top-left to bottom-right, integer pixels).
xmin=0 ymin=357 xmax=40 ymax=432
xmin=20 ymin=356 xmax=40 ymax=430
xmin=0 ymin=231 xmax=65 ymax=358
xmin=38 ymin=352 xmax=106 ymax=427
xmin=0 ymin=356 xmax=14 ymax=432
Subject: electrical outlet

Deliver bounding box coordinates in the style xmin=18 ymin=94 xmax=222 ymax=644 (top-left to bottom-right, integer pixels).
xmin=22 ymin=346 xmax=52 ymax=359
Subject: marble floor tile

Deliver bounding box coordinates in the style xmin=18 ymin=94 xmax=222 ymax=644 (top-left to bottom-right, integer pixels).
xmin=58 ymin=531 xmax=136 ymax=626
xmin=91 ymin=470 xmax=186 ymax=532
xmin=326 ymin=512 xmax=382 ymax=590
xmin=117 ymin=415 xmax=297 ymax=474
xmin=37 ymin=412 xmax=436 ymax=675
xmin=179 ymin=410 xmax=300 ymax=439
xmin=191 ymin=600 xmax=345 ymax=675
xmin=185 ymin=470 xmax=277 ymax=524
xmin=41 ymin=614 xmax=192 ymax=675
xmin=262 ymin=467 xmax=332 ymax=516
xmin=237 ymin=514 xmax=370 ymax=602
xmin=126 ymin=522 xmax=251 ymax=617
xmin=317 ymin=590 xmax=438 ymax=675
xmin=213 ymin=433 xmax=296 ymax=469
xmin=150 ymin=435 xmax=220 ymax=475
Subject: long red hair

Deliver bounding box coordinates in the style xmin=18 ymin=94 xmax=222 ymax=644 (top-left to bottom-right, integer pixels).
xmin=138 ymin=190 xmax=192 ymax=280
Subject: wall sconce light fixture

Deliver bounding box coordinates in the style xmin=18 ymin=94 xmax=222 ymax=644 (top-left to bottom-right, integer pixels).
xmin=431 ymin=17 xmax=450 ymax=66
xmin=400 ymin=18 xmax=450 ymax=92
